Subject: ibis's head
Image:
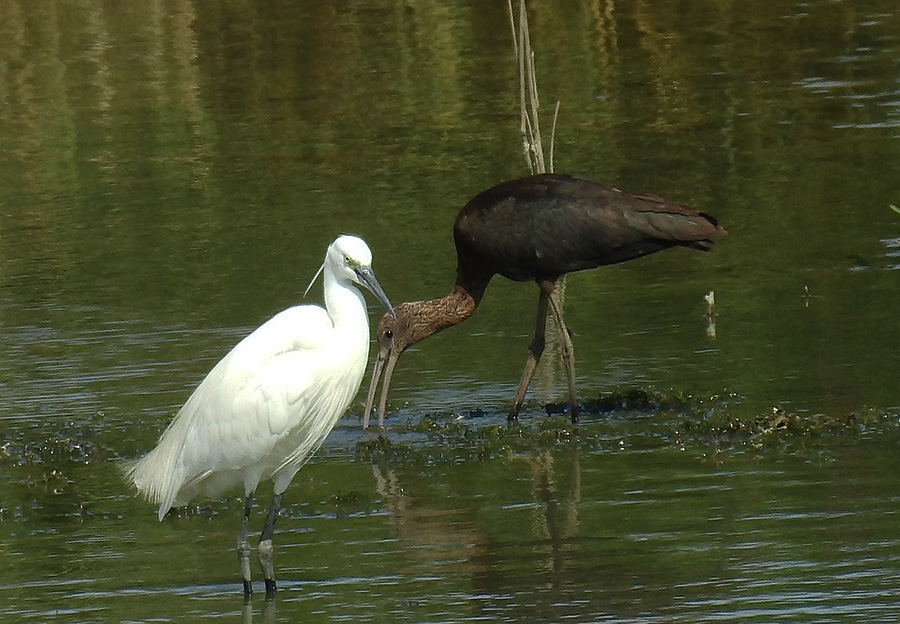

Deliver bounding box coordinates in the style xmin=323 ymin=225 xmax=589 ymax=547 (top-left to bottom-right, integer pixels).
xmin=362 ymin=301 xmax=437 ymax=429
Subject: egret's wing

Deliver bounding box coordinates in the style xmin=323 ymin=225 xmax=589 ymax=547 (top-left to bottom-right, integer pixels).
xmin=176 ymin=305 xmax=332 ymax=474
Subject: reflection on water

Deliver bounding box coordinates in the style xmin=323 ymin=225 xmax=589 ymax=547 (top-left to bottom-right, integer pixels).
xmin=2 ymin=0 xmax=899 ymax=621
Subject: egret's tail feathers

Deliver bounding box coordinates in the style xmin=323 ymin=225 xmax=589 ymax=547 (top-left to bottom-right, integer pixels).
xmin=124 ymin=446 xmax=183 ymax=521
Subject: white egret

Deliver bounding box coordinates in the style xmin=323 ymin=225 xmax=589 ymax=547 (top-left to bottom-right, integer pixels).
xmin=126 ymin=234 xmax=393 ymax=596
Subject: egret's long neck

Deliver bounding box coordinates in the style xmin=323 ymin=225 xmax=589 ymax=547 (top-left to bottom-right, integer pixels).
xmin=323 ymin=272 xmax=369 ymax=340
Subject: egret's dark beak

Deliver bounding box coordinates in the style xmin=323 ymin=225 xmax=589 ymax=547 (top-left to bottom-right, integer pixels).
xmin=355 ymin=266 xmax=395 ymax=317
xmin=362 ymin=335 xmax=400 ymax=430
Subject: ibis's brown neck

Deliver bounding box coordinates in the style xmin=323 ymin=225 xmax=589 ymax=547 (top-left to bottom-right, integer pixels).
xmin=390 ymin=260 xmax=494 ymax=350
xmin=399 ymin=284 xmax=479 ymax=347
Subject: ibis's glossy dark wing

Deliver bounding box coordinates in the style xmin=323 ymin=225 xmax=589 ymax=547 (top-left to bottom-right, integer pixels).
xmin=453 ymin=174 xmax=724 ymax=283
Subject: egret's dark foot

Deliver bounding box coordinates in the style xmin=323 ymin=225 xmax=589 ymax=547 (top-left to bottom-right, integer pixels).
xmin=257 ymin=493 xmax=282 ymax=601
xmin=238 ymin=492 xmax=254 ymax=598
xmin=258 ymin=538 xmax=275 ymax=593
xmin=238 ymin=541 xmax=253 ymax=596
xmin=570 ymin=405 xmax=579 ymax=424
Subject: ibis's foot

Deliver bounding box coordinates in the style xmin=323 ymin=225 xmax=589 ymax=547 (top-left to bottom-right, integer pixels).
xmin=570 ymin=403 xmax=579 ymax=424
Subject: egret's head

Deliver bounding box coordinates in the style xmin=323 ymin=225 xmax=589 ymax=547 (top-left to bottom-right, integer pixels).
xmin=313 ymin=234 xmax=394 ymax=316
xmin=327 ymin=234 xmax=373 ymax=283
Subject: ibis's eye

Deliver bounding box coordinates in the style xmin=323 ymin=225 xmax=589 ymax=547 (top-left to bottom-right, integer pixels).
xmin=383 ymin=329 xmax=394 ymax=341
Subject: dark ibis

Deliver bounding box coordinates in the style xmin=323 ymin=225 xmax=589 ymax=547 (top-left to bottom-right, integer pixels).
xmin=363 ymin=173 xmax=725 ymax=427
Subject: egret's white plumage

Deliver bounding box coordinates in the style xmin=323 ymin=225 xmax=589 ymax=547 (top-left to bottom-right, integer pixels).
xmin=126 ymin=234 xmax=393 ymax=595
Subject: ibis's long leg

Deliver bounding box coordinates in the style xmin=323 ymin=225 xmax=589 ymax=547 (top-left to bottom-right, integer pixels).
xmin=546 ymin=288 xmax=578 ymax=423
xmin=509 ymin=283 xmax=552 ymax=420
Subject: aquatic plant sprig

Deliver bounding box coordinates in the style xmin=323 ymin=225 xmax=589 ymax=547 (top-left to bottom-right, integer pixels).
xmin=671 ymin=405 xmax=900 ymax=461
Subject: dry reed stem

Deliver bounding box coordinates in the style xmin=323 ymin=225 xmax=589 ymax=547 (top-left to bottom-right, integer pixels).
xmin=507 ymin=0 xmax=567 ymax=400
xmin=507 ymin=0 xmax=557 ymax=175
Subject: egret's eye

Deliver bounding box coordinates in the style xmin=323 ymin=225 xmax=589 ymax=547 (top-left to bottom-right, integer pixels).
xmin=343 ymin=255 xmax=352 ymax=265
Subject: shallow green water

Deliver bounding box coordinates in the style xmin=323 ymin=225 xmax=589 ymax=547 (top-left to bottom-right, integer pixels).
xmin=3 ymin=413 xmax=900 ymax=622
xmin=1 ymin=0 xmax=899 ymax=621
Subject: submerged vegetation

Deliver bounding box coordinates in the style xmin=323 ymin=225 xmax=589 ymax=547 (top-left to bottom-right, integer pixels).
xmin=2 ymin=389 xmax=894 ymax=480
xmin=356 ymin=388 xmax=900 ymax=467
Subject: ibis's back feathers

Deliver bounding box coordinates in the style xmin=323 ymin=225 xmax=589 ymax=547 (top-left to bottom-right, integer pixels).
xmin=454 ymin=174 xmax=725 ymax=283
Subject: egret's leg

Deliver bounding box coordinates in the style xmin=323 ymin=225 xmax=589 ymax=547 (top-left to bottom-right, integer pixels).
xmin=238 ymin=493 xmax=254 ymax=597
xmin=258 ymin=492 xmax=283 ymax=597
xmin=546 ymin=289 xmax=578 ymax=423
xmin=510 ymin=284 xmax=552 ymax=420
